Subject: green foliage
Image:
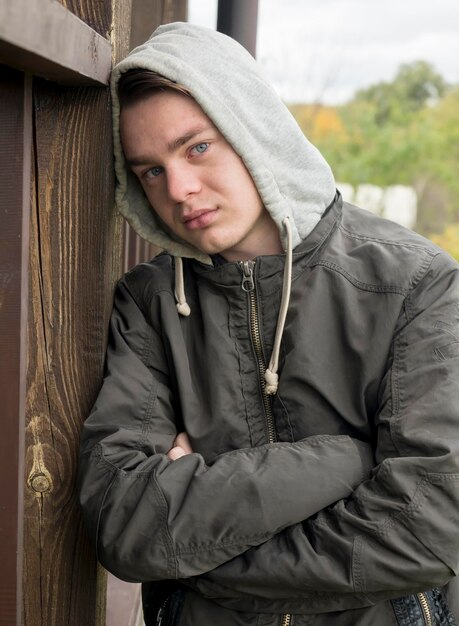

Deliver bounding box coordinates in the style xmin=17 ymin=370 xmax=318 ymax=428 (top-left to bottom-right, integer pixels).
xmin=290 ymin=61 xmax=458 ymax=237
xmin=353 ymin=61 xmax=449 ymax=125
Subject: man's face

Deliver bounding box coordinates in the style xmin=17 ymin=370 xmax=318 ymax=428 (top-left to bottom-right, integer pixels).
xmin=120 ymin=90 xmax=281 ymax=261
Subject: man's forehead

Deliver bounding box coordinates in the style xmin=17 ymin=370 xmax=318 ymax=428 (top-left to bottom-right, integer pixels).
xmin=120 ymin=89 xmax=217 ymax=139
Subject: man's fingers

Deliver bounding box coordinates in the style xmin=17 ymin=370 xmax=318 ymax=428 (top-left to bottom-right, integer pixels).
xmin=167 ymin=432 xmax=193 ymax=460
xmin=174 ymin=432 xmax=193 ymax=453
xmin=167 ymin=446 xmax=187 ymax=461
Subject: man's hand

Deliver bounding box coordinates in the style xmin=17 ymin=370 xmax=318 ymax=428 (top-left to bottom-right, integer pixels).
xmin=167 ymin=432 xmax=193 ymax=460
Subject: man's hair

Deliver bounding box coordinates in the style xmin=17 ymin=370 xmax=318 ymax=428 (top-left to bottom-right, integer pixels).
xmin=117 ymin=69 xmax=191 ymax=109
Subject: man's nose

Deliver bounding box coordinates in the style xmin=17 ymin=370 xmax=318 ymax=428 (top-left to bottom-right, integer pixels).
xmin=166 ymin=165 xmax=201 ymax=203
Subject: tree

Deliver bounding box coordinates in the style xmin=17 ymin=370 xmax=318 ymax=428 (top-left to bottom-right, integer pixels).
xmin=353 ymin=61 xmax=449 ymax=125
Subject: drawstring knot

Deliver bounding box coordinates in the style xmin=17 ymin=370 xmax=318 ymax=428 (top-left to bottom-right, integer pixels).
xmin=264 ymin=369 xmax=279 ymax=395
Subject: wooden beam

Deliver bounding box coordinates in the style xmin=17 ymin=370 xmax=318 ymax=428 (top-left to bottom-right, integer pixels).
xmin=0 ymin=66 xmax=32 ymax=626
xmin=0 ymin=0 xmax=112 ymax=85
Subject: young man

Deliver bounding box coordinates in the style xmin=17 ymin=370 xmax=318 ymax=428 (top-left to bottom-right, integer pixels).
xmin=78 ymin=22 xmax=459 ymax=626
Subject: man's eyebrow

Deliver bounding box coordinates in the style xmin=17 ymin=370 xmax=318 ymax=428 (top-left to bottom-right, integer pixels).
xmin=125 ymin=155 xmax=153 ymax=168
xmin=125 ymin=125 xmax=214 ymax=168
xmin=167 ymin=125 xmax=213 ymax=152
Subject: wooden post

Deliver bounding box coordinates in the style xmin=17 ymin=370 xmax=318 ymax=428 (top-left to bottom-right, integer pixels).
xmin=0 ymin=66 xmax=32 ymax=626
xmin=217 ymin=0 xmax=259 ymax=57
xmin=22 ymin=2 xmax=132 ymax=625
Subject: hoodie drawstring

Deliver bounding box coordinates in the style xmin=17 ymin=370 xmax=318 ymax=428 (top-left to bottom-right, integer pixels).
xmin=174 ymin=216 xmax=293 ymax=396
xmin=174 ymin=257 xmax=191 ymax=317
xmin=265 ymin=216 xmax=292 ymax=395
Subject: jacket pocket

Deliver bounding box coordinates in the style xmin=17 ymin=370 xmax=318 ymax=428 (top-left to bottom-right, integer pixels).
xmin=391 ymin=587 xmax=457 ymax=625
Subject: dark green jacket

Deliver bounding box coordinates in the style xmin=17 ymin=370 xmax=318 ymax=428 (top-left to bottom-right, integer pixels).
xmin=79 ymin=199 xmax=459 ymax=625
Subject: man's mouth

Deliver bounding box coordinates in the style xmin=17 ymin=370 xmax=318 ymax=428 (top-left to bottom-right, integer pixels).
xmin=182 ymin=208 xmax=219 ymax=229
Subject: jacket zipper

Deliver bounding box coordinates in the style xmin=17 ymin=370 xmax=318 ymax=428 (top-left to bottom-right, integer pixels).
xmin=241 ymin=260 xmax=276 ymax=443
xmin=241 ymin=261 xmax=291 ymax=626
xmin=417 ymin=592 xmax=433 ymax=626
xmin=157 ymin=596 xmax=169 ymax=626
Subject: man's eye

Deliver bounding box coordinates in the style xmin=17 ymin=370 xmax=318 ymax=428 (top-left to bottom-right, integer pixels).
xmin=145 ymin=166 xmax=163 ymax=179
xmin=191 ymin=142 xmax=209 ymax=155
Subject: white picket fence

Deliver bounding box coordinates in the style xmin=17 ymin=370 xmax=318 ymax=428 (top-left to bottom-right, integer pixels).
xmin=338 ymin=182 xmax=417 ymax=229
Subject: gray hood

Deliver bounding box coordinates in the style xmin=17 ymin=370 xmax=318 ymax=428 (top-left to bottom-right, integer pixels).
xmin=111 ymin=21 xmax=336 ymax=264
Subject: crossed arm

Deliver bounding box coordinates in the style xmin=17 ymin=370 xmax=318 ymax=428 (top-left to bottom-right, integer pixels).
xmin=78 ymin=278 xmax=374 ymax=586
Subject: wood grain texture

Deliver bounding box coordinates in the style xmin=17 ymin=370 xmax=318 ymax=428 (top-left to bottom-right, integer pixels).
xmin=21 ymin=2 xmax=133 ymax=623
xmin=58 ymin=0 xmax=112 ymax=37
xmin=23 ymin=80 xmax=119 ymax=626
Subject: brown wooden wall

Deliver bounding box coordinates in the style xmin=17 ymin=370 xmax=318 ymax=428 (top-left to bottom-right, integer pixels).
xmin=24 ymin=84 xmax=119 ymax=626
xmin=22 ymin=2 xmax=132 ymax=624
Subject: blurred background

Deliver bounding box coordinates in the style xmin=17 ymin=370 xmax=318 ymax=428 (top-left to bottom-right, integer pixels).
xmin=189 ymin=0 xmax=459 ymax=260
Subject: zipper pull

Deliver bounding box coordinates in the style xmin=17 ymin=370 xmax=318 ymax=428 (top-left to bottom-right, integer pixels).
xmin=157 ymin=597 xmax=169 ymax=626
xmin=241 ymin=260 xmax=255 ymax=292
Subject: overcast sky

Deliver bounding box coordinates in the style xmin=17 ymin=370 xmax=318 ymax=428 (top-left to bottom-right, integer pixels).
xmin=188 ymin=0 xmax=459 ymax=104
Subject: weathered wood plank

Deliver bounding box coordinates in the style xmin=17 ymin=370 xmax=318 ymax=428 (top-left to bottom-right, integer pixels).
xmin=24 ymin=81 xmax=118 ymax=626
xmin=22 ymin=1 xmax=133 ymax=624
xmin=58 ymin=0 xmax=112 ymax=38
xmin=0 ymin=65 xmax=32 ymax=626
xmin=0 ymin=0 xmax=112 ymax=85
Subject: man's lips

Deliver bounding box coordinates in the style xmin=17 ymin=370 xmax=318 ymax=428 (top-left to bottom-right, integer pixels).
xmin=182 ymin=208 xmax=219 ymax=229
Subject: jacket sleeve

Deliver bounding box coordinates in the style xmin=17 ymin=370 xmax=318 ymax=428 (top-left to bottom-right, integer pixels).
xmin=78 ymin=278 xmax=374 ymax=583
xmin=186 ymin=252 xmax=459 ymax=606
